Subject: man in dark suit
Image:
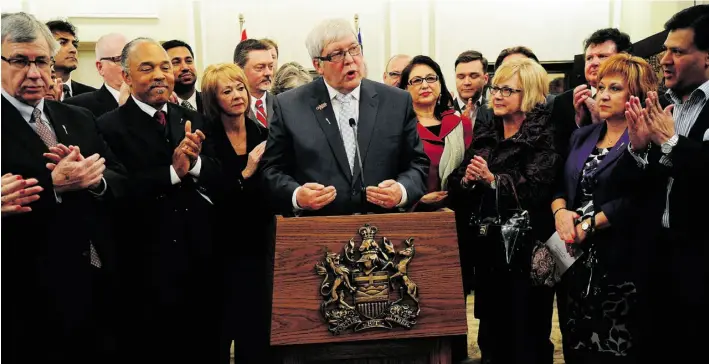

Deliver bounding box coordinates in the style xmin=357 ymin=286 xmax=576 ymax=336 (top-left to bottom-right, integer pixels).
xmin=234 ymin=39 xmax=275 ymax=127
xmin=64 ymin=33 xmax=127 ymax=117
xmin=45 ymin=19 xmax=96 ymax=99
xmin=163 ymin=39 xmax=203 ymax=113
xmin=453 ymin=50 xmax=493 ymax=132
xmin=96 ymin=37 xmax=220 ymax=363
xmin=623 ymin=6 xmax=709 ymax=362
xmin=261 ymin=18 xmax=428 ymax=217
xmin=1 ymin=12 xmax=125 ymax=364
xmin=549 ymin=28 xmax=632 ymax=156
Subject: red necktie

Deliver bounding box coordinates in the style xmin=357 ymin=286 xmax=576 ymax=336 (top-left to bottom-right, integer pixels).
xmin=154 ymin=110 xmax=167 ymax=126
xmin=255 ymin=99 xmax=268 ymax=127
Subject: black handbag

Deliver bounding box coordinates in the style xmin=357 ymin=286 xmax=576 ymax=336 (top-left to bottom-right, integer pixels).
xmin=468 ymin=174 xmax=532 ymax=265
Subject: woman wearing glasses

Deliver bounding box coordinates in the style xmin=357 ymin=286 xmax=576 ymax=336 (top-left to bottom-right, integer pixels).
xmin=448 ymin=58 xmax=560 ymax=364
xmin=398 ymin=55 xmax=473 ymax=211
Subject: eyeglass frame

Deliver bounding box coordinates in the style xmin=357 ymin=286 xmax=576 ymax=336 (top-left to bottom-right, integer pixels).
xmin=1 ymin=55 xmax=54 ymax=70
xmin=99 ymin=55 xmax=122 ymax=63
xmin=489 ymin=85 xmax=522 ymax=97
xmin=387 ymin=71 xmax=402 ymax=78
xmin=408 ymin=75 xmax=439 ymax=87
xmin=315 ymin=43 xmax=363 ymax=63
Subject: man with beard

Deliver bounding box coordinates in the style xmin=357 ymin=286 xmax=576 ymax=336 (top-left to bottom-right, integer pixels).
xmin=64 ymin=33 xmax=127 ymax=117
xmin=45 ymin=20 xmax=95 ymax=99
xmin=163 ymin=39 xmax=203 ymax=113
xmin=234 ymin=39 xmax=274 ymax=127
xmin=453 ymin=50 xmax=493 ymax=131
xmin=261 ymin=18 xmax=428 ymax=217
xmin=95 ymin=37 xmax=220 ymax=363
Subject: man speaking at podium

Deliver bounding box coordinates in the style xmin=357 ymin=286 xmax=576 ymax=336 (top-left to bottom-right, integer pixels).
xmin=262 ymin=18 xmax=428 ymax=216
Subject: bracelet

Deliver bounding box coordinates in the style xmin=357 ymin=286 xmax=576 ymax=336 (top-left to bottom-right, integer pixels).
xmin=553 ymin=207 xmax=567 ymax=217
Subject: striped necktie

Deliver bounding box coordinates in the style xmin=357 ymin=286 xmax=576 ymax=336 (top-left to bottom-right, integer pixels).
xmin=255 ymin=99 xmax=268 ymax=127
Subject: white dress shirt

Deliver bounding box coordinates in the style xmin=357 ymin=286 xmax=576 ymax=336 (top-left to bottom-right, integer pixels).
xmin=177 ymin=91 xmax=198 ymax=110
xmin=250 ymin=92 xmax=268 ymax=118
xmin=291 ymin=81 xmax=408 ymax=210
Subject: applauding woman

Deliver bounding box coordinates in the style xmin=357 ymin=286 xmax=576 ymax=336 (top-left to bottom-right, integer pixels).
xmin=201 ymin=63 xmax=271 ymax=364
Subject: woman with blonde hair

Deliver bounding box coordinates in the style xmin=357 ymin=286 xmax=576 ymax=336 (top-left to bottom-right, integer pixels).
xmin=448 ymin=57 xmax=559 ymax=364
xmin=271 ymin=61 xmax=312 ymax=95
xmin=201 ymin=63 xmax=271 ymax=364
xmin=551 ymin=53 xmax=659 ymax=363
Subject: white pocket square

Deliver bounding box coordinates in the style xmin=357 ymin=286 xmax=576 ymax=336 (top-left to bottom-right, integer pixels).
xmin=703 ymin=129 xmax=709 ymax=141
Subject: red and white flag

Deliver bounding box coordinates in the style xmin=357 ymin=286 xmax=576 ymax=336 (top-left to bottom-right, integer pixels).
xmin=240 ymin=29 xmax=248 ymax=42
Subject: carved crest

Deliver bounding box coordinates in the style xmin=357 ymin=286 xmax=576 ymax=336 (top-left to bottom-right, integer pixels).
xmin=314 ymin=224 xmax=419 ymax=334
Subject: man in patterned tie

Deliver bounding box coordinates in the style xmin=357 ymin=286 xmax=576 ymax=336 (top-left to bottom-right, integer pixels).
xmin=234 ymin=38 xmax=275 ymax=127
xmin=261 ymin=18 xmax=429 ymax=216
xmin=1 ymin=12 xmax=126 ymax=364
xmin=163 ymin=39 xmax=204 ymax=114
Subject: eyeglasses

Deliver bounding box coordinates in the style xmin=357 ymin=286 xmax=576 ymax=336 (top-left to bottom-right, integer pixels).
xmin=100 ymin=56 xmax=122 ymax=63
xmin=316 ymin=44 xmax=362 ymax=63
xmin=408 ymin=75 xmax=439 ymax=86
xmin=387 ymin=72 xmax=401 ymax=78
xmin=1 ymin=55 xmax=53 ymax=70
xmin=489 ymin=86 xmax=522 ymax=97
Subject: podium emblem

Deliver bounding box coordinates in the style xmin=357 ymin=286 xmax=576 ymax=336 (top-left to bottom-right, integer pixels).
xmin=315 ymin=224 xmax=419 ymax=334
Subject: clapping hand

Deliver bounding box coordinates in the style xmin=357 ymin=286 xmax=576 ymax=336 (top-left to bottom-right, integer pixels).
xmin=1 ymin=173 xmax=43 ymax=216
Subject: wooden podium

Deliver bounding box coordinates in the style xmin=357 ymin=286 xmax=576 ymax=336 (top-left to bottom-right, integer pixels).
xmin=270 ymin=211 xmax=467 ymax=364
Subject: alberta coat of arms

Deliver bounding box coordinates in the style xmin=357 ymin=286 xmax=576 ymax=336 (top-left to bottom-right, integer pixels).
xmin=314 ymin=224 xmax=419 ymax=334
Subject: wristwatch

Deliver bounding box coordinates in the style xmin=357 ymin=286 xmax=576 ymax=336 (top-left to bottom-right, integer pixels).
xmin=581 ymin=220 xmax=592 ymax=233
xmin=661 ymin=134 xmax=679 ymax=154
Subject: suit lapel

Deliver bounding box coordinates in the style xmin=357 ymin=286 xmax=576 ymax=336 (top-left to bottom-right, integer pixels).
xmin=265 ymin=92 xmax=275 ymax=122
xmin=97 ymin=85 xmax=119 ymax=109
xmin=167 ymin=104 xmax=186 ymax=149
xmin=1 ymin=96 xmax=48 ymax=156
xmin=44 ymin=100 xmax=81 ymax=147
xmin=196 ymin=91 xmax=203 ymax=114
xmin=122 ymin=97 xmax=171 ymax=159
xmin=356 ymin=80 xmax=378 ymax=165
xmin=593 ymin=129 xmax=629 ymax=176
xmin=573 ymin=124 xmax=603 ymax=178
xmin=311 ymin=79 xmax=352 ymax=181
xmin=688 ymin=102 xmax=709 ymax=141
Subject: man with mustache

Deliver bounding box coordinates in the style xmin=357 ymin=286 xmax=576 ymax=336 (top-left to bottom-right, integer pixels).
xmin=163 ymin=39 xmax=203 ymax=113
xmin=2 ymin=12 xmax=126 ymax=363
xmin=261 ymin=18 xmax=428 ymax=217
xmin=95 ymin=37 xmax=220 ymax=363
xmin=623 ymin=5 xmax=709 ymax=362
xmin=64 ymin=33 xmax=128 ymax=117
xmin=45 ymin=19 xmax=95 ymax=100
xmin=234 ymin=39 xmax=275 ymax=127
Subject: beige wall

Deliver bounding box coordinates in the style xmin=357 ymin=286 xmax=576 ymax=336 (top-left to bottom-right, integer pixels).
xmin=8 ymin=0 xmax=701 ymax=89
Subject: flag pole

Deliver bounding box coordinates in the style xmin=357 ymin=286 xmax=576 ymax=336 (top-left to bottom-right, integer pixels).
xmin=354 ymin=13 xmax=359 ymax=32
xmin=239 ymin=13 xmax=245 ymax=35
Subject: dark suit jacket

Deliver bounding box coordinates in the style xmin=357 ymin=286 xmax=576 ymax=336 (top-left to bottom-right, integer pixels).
xmin=95 ymin=97 xmax=220 ymax=359
xmin=261 ymin=78 xmax=429 ymax=216
xmin=64 ymin=84 xmax=119 ymax=118
xmin=247 ymin=91 xmax=275 ymax=127
xmin=1 ymin=96 xmax=125 ymax=363
xmin=453 ymin=97 xmax=494 ymax=133
xmin=553 ymin=123 xmax=658 ymax=276
xmin=70 ymin=80 xmax=97 ymax=97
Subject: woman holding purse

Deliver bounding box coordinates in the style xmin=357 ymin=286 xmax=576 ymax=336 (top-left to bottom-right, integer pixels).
xmin=448 ymin=58 xmax=560 ymax=364
xmin=550 ymin=53 xmax=658 ymax=363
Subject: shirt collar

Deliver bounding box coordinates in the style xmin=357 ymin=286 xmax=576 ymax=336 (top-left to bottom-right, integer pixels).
xmin=104 ymin=83 xmax=121 ymax=103
xmin=456 ymin=95 xmax=482 ymax=110
xmin=177 ymin=90 xmax=198 ymax=108
xmin=64 ymin=77 xmax=73 ymax=93
xmin=1 ymin=88 xmax=46 ymax=123
xmin=324 ymin=80 xmax=361 ymax=102
xmin=666 ymin=79 xmax=709 ymax=104
xmin=131 ymin=95 xmax=168 ymax=118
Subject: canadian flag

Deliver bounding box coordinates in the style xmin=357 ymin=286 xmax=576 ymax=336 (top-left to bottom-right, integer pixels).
xmin=240 ymin=29 xmax=248 ymax=42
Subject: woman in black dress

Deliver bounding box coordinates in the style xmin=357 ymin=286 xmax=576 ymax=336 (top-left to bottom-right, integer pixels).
xmin=201 ymin=63 xmax=271 ymax=363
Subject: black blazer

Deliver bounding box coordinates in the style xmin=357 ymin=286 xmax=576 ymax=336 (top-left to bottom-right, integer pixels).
xmin=261 ymin=78 xmax=429 ymax=216
xmin=64 ymin=84 xmax=119 ymax=118
xmin=1 ymin=96 xmax=125 ymax=363
xmin=70 ymin=80 xmax=97 ymax=97
xmin=554 ymin=123 xmax=659 ymax=275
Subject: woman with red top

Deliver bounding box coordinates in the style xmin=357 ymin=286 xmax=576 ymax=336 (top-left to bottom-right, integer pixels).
xmin=398 ymin=55 xmax=473 ymax=211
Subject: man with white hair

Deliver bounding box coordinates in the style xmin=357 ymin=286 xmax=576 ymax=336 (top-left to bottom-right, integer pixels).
xmin=261 ymin=18 xmax=429 ymax=216
xmin=64 ymin=33 xmax=127 ymax=117
xmin=382 ymin=54 xmax=412 ymax=87
xmin=1 ymin=11 xmax=125 ymax=363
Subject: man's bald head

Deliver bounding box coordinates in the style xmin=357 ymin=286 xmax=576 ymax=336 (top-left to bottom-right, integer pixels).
xmin=383 ymin=54 xmax=411 ymax=87
xmin=94 ymin=33 xmax=127 ymax=90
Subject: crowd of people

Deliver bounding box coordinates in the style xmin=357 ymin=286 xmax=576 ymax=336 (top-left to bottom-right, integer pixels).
xmin=2 ymin=4 xmax=708 ymax=364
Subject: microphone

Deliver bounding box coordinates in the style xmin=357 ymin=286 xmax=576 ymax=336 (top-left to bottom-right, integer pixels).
xmin=349 ymin=118 xmax=367 ymax=213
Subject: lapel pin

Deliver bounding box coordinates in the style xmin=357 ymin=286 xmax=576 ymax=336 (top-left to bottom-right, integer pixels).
xmin=316 ymin=103 xmax=327 ymax=111
xmin=62 ymin=125 xmax=68 ymax=134
xmin=325 ymin=117 xmax=331 ymax=125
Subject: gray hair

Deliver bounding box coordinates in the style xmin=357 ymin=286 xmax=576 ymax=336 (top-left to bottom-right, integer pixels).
xmin=272 ymin=62 xmax=312 ymax=95
xmin=305 ymin=18 xmax=358 ymax=59
xmin=1 ymin=12 xmax=59 ymax=56
xmin=120 ymin=37 xmax=164 ymax=72
xmin=95 ymin=33 xmax=127 ymax=60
